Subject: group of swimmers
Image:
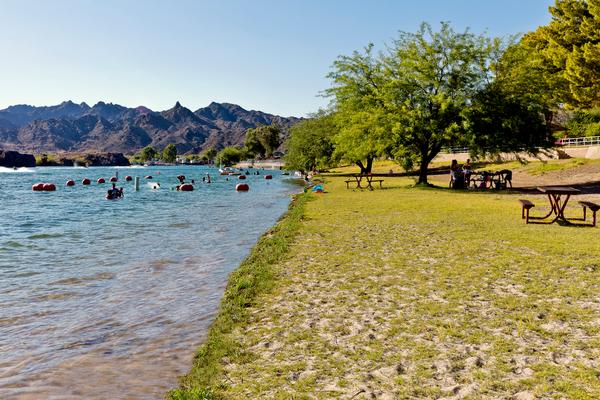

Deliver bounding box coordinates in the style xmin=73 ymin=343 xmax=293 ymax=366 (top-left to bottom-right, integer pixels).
xmin=173 ymin=173 xmax=212 ymax=190
xmin=106 ymin=183 xmax=124 ymax=199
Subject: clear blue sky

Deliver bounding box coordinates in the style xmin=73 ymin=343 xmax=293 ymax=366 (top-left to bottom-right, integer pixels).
xmin=0 ymin=0 xmax=553 ymax=117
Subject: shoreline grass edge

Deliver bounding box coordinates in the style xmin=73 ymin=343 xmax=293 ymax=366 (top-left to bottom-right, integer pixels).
xmin=168 ymin=192 xmax=312 ymax=400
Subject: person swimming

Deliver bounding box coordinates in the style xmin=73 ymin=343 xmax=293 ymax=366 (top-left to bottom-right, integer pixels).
xmin=106 ymin=184 xmax=123 ymax=199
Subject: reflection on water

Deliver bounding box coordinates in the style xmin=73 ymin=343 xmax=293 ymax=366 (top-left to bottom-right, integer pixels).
xmin=0 ymin=166 xmax=298 ymax=399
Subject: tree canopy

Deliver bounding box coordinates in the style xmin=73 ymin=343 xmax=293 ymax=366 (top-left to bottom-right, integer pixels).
xmin=162 ymin=144 xmax=177 ymax=163
xmin=140 ymin=146 xmax=158 ymax=162
xmin=523 ymin=0 xmax=600 ymax=108
xmin=383 ymin=22 xmax=498 ymax=183
xmin=326 ymin=44 xmax=392 ymax=174
xmin=285 ymin=111 xmax=338 ymax=172
xmin=216 ymin=146 xmax=245 ymax=167
xmin=244 ymin=124 xmax=282 ymax=158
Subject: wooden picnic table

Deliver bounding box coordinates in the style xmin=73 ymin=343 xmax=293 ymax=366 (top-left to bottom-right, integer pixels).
xmin=344 ymin=174 xmax=384 ymax=190
xmin=535 ymin=186 xmax=581 ymax=224
xmin=469 ymin=170 xmax=512 ymax=190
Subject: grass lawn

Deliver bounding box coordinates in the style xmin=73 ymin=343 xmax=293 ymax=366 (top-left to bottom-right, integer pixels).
xmin=171 ymin=175 xmax=600 ymax=399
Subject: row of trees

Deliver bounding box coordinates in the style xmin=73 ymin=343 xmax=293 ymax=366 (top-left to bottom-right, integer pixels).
xmin=134 ymin=145 xmax=217 ymax=164
xmin=131 ymin=122 xmax=282 ymax=166
xmin=135 ymin=144 xmax=178 ymax=163
xmin=216 ymin=124 xmax=283 ymax=166
xmin=285 ymin=0 xmax=600 ymax=183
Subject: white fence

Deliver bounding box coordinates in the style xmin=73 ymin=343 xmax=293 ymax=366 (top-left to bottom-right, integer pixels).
xmin=440 ymin=136 xmax=600 ymax=154
xmin=555 ymin=136 xmax=600 ymax=147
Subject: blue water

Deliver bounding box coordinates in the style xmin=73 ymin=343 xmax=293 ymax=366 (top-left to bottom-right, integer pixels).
xmin=0 ymin=166 xmax=299 ymax=399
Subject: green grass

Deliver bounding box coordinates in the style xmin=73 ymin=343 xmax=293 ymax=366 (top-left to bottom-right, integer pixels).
xmin=170 ymin=173 xmax=600 ymax=399
xmin=168 ymin=193 xmax=311 ymax=400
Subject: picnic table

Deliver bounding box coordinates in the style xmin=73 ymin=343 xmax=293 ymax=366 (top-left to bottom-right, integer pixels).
xmin=344 ymin=174 xmax=384 ymax=190
xmin=535 ymin=186 xmax=581 ymax=224
xmin=469 ymin=170 xmax=512 ymax=190
xmin=519 ymin=186 xmax=600 ymax=226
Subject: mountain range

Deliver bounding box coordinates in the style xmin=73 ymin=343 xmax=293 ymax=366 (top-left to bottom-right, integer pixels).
xmin=0 ymin=100 xmax=301 ymax=154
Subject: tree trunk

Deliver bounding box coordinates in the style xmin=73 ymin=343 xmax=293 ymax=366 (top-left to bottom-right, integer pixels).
xmin=365 ymin=157 xmax=373 ymax=174
xmin=356 ymin=160 xmax=367 ymax=174
xmin=356 ymin=157 xmax=373 ymax=174
xmin=417 ymin=158 xmax=429 ymax=184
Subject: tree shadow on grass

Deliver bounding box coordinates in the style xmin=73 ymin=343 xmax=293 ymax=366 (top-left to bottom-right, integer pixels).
xmin=415 ymin=180 xmax=600 ymax=196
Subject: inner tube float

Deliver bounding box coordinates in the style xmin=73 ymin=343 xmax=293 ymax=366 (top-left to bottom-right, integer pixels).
xmin=82 ymin=178 xmax=91 ymax=185
xmin=264 ymin=175 xmax=273 ymax=180
xmin=238 ymin=175 xmax=246 ymax=180
xmin=179 ymin=183 xmax=194 ymax=191
xmin=145 ymin=175 xmax=153 ymax=180
xmin=110 ymin=176 xmax=118 ymax=182
xmin=43 ymin=183 xmax=56 ymax=191
xmin=32 ymin=183 xmax=44 ymax=191
xmin=66 ymin=180 xmax=75 ymax=187
xmin=236 ymin=183 xmax=249 ymax=191
xmin=97 ymin=178 xmax=105 ymax=184
xmin=125 ymin=176 xmax=132 ymax=181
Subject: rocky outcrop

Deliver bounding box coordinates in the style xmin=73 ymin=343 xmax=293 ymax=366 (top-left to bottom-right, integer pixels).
xmin=35 ymin=152 xmax=130 ymax=167
xmin=0 ymin=150 xmax=36 ymax=167
xmin=83 ymin=153 xmax=131 ymax=166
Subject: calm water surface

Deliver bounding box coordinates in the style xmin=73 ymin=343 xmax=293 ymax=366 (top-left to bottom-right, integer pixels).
xmin=0 ymin=165 xmax=299 ymax=399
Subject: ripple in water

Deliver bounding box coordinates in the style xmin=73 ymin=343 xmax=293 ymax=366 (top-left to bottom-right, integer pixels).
xmin=0 ymin=165 xmax=299 ymax=399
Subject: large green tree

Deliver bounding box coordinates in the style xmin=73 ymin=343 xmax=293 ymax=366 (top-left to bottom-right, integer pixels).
xmin=383 ymin=22 xmax=496 ymax=184
xmin=202 ymin=147 xmax=217 ymax=163
xmin=327 ymin=45 xmax=392 ymax=174
xmin=244 ymin=124 xmax=282 ymax=158
xmin=465 ymin=82 xmax=553 ymax=157
xmin=524 ymin=0 xmax=600 ymax=108
xmin=162 ymin=144 xmax=177 ymax=163
xmin=140 ymin=145 xmax=158 ymax=162
xmin=285 ymin=110 xmax=338 ymax=172
xmin=216 ymin=146 xmax=245 ymax=166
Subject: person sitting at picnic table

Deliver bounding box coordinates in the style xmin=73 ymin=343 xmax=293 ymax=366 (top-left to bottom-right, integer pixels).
xmin=450 ymin=159 xmax=465 ymax=189
xmin=462 ymin=159 xmax=473 ymax=186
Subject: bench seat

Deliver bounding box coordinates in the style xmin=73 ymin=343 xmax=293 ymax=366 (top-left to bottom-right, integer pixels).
xmin=579 ymin=201 xmax=600 ymax=227
xmin=519 ymin=199 xmax=535 ymax=223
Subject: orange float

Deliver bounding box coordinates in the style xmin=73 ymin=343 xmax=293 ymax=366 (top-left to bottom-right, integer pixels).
xmin=145 ymin=175 xmax=153 ymax=180
xmin=179 ymin=183 xmax=194 ymax=191
xmin=110 ymin=176 xmax=118 ymax=182
xmin=264 ymin=175 xmax=273 ymax=180
xmin=125 ymin=176 xmax=132 ymax=181
xmin=82 ymin=178 xmax=91 ymax=185
xmin=32 ymin=183 xmax=44 ymax=191
xmin=236 ymin=183 xmax=250 ymax=191
xmin=66 ymin=180 xmax=75 ymax=187
xmin=97 ymin=178 xmax=105 ymax=184
xmin=238 ymin=175 xmax=246 ymax=180
xmin=43 ymin=183 xmax=56 ymax=191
